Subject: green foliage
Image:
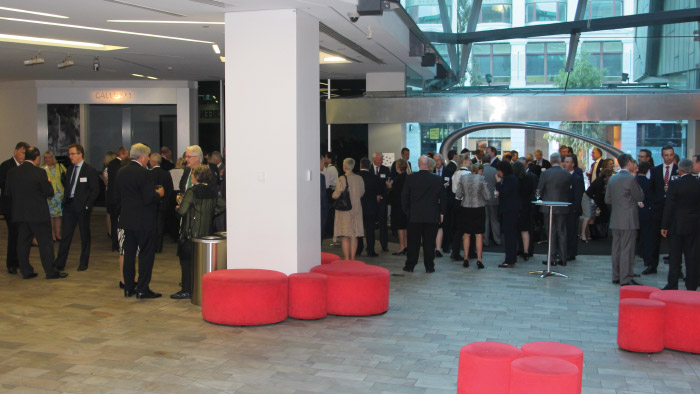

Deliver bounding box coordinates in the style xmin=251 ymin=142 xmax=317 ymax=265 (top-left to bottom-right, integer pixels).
xmin=467 ymin=57 xmax=483 ymax=86
xmin=553 ymin=52 xmax=603 ymax=89
xmin=457 ymin=0 xmax=471 ymax=34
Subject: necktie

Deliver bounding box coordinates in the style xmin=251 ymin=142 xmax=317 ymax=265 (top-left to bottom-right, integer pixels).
xmin=375 ymin=167 xmax=378 ymax=176
xmin=664 ymin=166 xmax=670 ymax=184
xmin=69 ymin=165 xmax=79 ymax=198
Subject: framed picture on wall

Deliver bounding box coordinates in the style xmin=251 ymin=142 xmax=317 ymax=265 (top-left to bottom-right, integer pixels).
xmin=47 ymin=104 xmax=80 ymax=156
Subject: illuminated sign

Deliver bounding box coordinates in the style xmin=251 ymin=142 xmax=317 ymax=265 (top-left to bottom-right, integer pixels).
xmin=93 ymin=91 xmax=133 ymax=101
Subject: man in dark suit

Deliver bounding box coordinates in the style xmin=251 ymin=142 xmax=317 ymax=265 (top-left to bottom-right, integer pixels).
xmin=644 ymin=145 xmax=678 ymax=275
xmin=149 ymin=153 xmax=174 ymax=253
xmin=159 ymin=146 xmax=175 ymax=171
xmin=488 ymin=146 xmax=500 ymax=168
xmin=636 ymin=161 xmax=653 ymax=268
xmin=390 ymin=147 xmax=412 ymax=178
xmin=179 ymin=145 xmax=218 ymax=195
xmin=537 ymin=153 xmax=570 ymax=266
xmin=401 ymin=156 xmax=446 ymax=273
xmin=563 ymin=155 xmax=585 ymax=261
xmin=116 ymin=143 xmax=165 ymax=299
xmin=607 ymin=154 xmax=644 ymax=286
xmin=357 ymin=158 xmax=381 ymax=257
xmin=54 ymin=144 xmax=99 ymax=271
xmin=531 ymin=149 xmax=551 ymax=177
xmin=6 ymin=147 xmax=67 ymax=279
xmin=441 ymin=150 xmax=458 ymax=256
xmin=370 ymin=152 xmax=391 ymax=252
xmin=209 ymin=151 xmax=224 ymax=186
xmin=0 ymin=141 xmax=29 ymax=274
xmin=106 ymin=146 xmax=128 ymax=252
xmin=660 ymin=158 xmax=700 ymax=290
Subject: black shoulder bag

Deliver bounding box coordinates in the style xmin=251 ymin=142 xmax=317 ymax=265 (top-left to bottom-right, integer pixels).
xmin=333 ymin=175 xmax=352 ymax=211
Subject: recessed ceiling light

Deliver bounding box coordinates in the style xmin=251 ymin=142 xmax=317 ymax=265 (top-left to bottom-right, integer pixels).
xmin=319 ymin=51 xmax=350 ymax=64
xmin=219 ymin=56 xmax=225 ymax=63
xmin=107 ymin=20 xmax=224 ymax=24
xmin=146 ymin=76 xmax=158 ymax=80
xmin=212 ymin=44 xmax=220 ymax=54
xmin=0 ymin=17 xmax=214 ymax=44
xmin=0 ymin=7 xmax=68 ymax=19
xmin=0 ymin=33 xmax=126 ymax=51
xmin=131 ymin=73 xmax=144 ymax=77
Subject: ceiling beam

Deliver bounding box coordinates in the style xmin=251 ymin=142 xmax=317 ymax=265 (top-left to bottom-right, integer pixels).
xmin=564 ymin=0 xmax=588 ymax=72
xmin=437 ymin=0 xmax=458 ymax=72
xmin=458 ymin=0 xmax=482 ymax=82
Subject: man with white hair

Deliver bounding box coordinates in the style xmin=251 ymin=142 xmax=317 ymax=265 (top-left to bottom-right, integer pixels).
xmin=116 ymin=143 xmax=165 ymax=299
xmin=180 ymin=145 xmax=217 ymax=195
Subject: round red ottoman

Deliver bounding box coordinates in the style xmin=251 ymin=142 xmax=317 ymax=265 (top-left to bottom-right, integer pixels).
xmin=310 ymin=263 xmax=389 ymax=316
xmin=620 ymin=285 xmax=660 ymax=300
xmin=288 ymin=273 xmax=327 ymax=320
xmin=510 ymin=356 xmax=579 ymax=394
xmin=202 ymin=269 xmax=288 ymax=326
xmin=457 ymin=342 xmax=523 ymax=394
xmin=650 ymin=290 xmax=700 ymax=353
xmin=321 ymin=252 xmax=341 ymax=265
xmin=521 ymin=342 xmax=583 ymax=392
xmin=331 ymin=260 xmax=366 ymax=266
xmin=617 ymin=298 xmax=665 ymax=353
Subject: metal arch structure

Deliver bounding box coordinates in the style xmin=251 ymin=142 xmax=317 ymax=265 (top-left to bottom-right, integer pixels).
xmin=439 ymin=122 xmax=624 ymax=161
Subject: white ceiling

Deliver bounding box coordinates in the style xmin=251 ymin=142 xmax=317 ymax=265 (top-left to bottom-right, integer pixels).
xmin=0 ymin=0 xmax=434 ymax=82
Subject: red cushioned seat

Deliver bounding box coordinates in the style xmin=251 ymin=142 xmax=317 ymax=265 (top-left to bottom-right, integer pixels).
xmin=619 ymin=285 xmax=660 ymax=300
xmin=617 ymin=298 xmax=665 ymax=353
xmin=321 ymin=252 xmax=341 ymax=265
xmin=310 ymin=263 xmax=389 ymax=316
xmin=509 ymin=356 xmax=579 ymax=394
xmin=331 ymin=260 xmax=366 ymax=266
xmin=650 ymin=290 xmax=700 ymax=353
xmin=288 ymin=273 xmax=327 ymax=320
xmin=521 ymin=342 xmax=583 ymax=392
xmin=202 ymin=269 xmax=288 ymax=326
xmin=457 ymin=342 xmax=522 ymax=394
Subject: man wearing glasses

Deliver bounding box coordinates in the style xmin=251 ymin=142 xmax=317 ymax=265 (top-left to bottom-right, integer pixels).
xmin=179 ymin=145 xmax=218 ymax=195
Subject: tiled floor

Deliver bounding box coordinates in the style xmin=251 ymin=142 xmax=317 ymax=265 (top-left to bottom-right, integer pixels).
xmin=0 ymin=215 xmax=699 ymax=393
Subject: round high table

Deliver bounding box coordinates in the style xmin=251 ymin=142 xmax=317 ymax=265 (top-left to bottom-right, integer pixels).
xmin=530 ymin=200 xmax=572 ymax=279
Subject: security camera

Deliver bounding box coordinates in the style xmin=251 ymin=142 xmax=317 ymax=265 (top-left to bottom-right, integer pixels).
xmin=348 ymin=11 xmax=359 ymax=23
xmin=93 ymin=57 xmax=100 ymax=72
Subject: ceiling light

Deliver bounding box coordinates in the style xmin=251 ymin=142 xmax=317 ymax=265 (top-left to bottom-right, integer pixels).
xmin=146 ymin=76 xmax=158 ymax=80
xmin=0 ymin=33 xmax=127 ymax=51
xmin=219 ymin=56 xmax=225 ymax=63
xmin=24 ymin=54 xmax=44 ymax=66
xmin=57 ymin=56 xmax=74 ymax=69
xmin=212 ymin=44 xmax=220 ymax=54
xmin=107 ymin=20 xmax=224 ymax=24
xmin=131 ymin=73 xmax=144 ymax=77
xmin=324 ymin=56 xmax=347 ymax=62
xmin=319 ymin=51 xmax=350 ymax=64
xmin=0 ymin=7 xmax=68 ymax=19
xmin=0 ymin=17 xmax=214 ymax=44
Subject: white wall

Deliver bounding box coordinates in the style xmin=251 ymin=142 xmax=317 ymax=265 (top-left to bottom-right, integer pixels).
xmin=0 ymin=82 xmax=39 ymax=155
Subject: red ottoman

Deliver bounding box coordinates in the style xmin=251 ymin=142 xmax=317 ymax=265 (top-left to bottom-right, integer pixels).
xmin=321 ymin=252 xmax=341 ymax=265
xmin=617 ymin=298 xmax=665 ymax=353
xmin=510 ymin=356 xmax=579 ymax=394
xmin=331 ymin=260 xmax=366 ymax=266
xmin=620 ymin=285 xmax=660 ymax=300
xmin=521 ymin=342 xmax=583 ymax=392
xmin=457 ymin=342 xmax=523 ymax=394
xmin=288 ymin=273 xmax=327 ymax=320
xmin=310 ymin=263 xmax=389 ymax=316
xmin=202 ymin=269 xmax=288 ymax=326
xmin=650 ymin=290 xmax=700 ymax=353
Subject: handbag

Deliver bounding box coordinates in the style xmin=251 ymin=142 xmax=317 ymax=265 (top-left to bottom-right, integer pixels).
xmin=333 ymin=175 xmax=352 ymax=211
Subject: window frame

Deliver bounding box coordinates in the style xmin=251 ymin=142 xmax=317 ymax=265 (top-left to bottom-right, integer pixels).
xmin=473 ymin=43 xmax=512 ymax=85
xmin=479 ymin=1 xmax=513 ymax=24
xmin=525 ymin=42 xmax=566 ymax=84
xmin=583 ymin=41 xmax=624 ymax=82
xmin=525 ymin=0 xmax=567 ymax=23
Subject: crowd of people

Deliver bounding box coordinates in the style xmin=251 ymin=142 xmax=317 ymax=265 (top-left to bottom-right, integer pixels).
xmin=0 ymin=141 xmax=226 ymax=300
xmin=321 ymin=144 xmax=698 ymax=290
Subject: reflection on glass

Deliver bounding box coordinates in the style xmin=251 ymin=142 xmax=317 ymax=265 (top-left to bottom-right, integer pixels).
xmin=585 ymin=0 xmax=624 ymax=19
xmin=526 ymin=42 xmax=565 ymax=83
xmin=481 ymin=3 xmax=512 ymax=23
xmin=526 ymin=1 xmax=567 ymax=23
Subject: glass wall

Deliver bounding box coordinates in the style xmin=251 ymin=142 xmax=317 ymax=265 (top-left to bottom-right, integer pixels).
xmin=525 ymin=0 xmax=567 ymax=23
xmin=480 ymin=0 xmax=512 ymax=23
xmin=526 ymin=42 xmax=566 ymax=84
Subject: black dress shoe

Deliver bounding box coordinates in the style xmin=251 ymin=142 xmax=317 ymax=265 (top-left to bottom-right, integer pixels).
xmin=463 ymin=260 xmax=469 ymax=268
xmin=124 ymin=290 xmax=135 ymax=297
xmin=612 ymin=280 xmax=620 ymax=284
xmin=55 ymin=266 xmax=65 ymax=272
xmin=7 ymin=267 xmax=17 ymax=275
xmin=367 ymin=252 xmax=379 ymax=257
xmin=642 ymin=267 xmax=657 ymax=275
xmin=22 ymin=272 xmax=38 ymax=279
xmin=522 ymin=255 xmax=529 ymax=261
xmin=498 ymin=263 xmax=514 ymax=268
xmin=477 ymin=261 xmax=485 ymax=269
xmin=542 ymin=260 xmax=557 ymax=266
xmin=426 ymin=268 xmax=435 ymax=273
xmin=402 ymin=266 xmax=414 ymax=273
xmin=451 ymin=254 xmax=464 ymax=261
xmin=76 ymin=265 xmax=88 ymax=271
xmin=662 ymin=284 xmax=678 ymax=290
xmin=170 ymin=291 xmax=191 ymax=299
xmin=434 ymin=250 xmax=443 ymax=258
xmin=622 ymin=279 xmax=643 ymax=286
xmin=46 ymin=272 xmax=68 ymax=279
xmin=136 ymin=290 xmax=162 ymax=299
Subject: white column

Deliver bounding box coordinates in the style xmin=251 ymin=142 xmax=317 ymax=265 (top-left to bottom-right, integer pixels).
xmin=176 ymin=87 xmax=196 ymax=154
xmin=224 ymin=9 xmax=320 ymax=274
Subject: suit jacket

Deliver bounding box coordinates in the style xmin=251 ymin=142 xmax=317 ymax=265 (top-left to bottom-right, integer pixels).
xmin=115 ymin=161 xmax=161 ymax=231
xmin=661 ymin=174 xmax=700 ymax=235
xmin=605 ymin=170 xmax=643 ymax=230
xmin=358 ymin=170 xmax=381 ymax=217
xmin=106 ymin=157 xmax=123 ymax=206
xmin=537 ymin=165 xmax=571 ymax=214
xmin=443 ymin=161 xmax=457 ymax=199
xmin=496 ymin=174 xmax=522 ymax=213
xmin=569 ymin=171 xmax=585 ymax=215
xmin=62 ymin=162 xmax=100 ymax=212
xmin=0 ymin=156 xmax=20 ymax=215
xmin=491 ymin=157 xmax=501 ymax=168
xmin=370 ymin=164 xmax=390 ymax=196
xmin=390 ymin=160 xmax=412 ymax=178
xmin=160 ymin=157 xmax=175 ymax=172
xmin=149 ymin=166 xmax=174 ymax=212
xmin=482 ymin=164 xmax=499 ymax=206
xmin=401 ymin=170 xmax=446 ymax=224
xmin=5 ymin=162 xmax=53 ymax=223
xmin=180 ymin=167 xmax=219 ymax=196
xmin=636 ymin=175 xmax=652 ymax=222
xmin=649 ymin=163 xmax=678 ymax=209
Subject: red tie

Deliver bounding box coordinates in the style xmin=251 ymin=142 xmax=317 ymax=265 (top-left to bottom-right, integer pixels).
xmin=664 ymin=166 xmax=670 ymax=184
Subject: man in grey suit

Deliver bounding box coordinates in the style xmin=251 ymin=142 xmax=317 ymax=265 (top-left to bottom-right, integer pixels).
xmin=606 ymin=153 xmax=644 ymax=286
xmin=482 ymin=153 xmax=502 ymax=246
xmin=536 ymin=152 xmax=570 ymax=266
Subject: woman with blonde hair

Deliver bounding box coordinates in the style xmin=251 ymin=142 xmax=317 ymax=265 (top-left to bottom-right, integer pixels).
xmin=42 ymin=150 xmax=66 ymax=241
xmin=332 ymin=158 xmax=365 ymax=260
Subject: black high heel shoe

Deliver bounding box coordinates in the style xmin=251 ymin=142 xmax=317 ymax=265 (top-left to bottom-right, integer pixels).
xmin=435 ymin=250 xmax=443 ymax=258
xmin=392 ymin=248 xmax=407 ymax=256
xmin=477 ymin=261 xmax=485 ymax=269
xmin=578 ymin=235 xmax=590 ymax=244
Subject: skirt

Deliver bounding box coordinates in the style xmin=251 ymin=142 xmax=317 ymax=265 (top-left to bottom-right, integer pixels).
xmin=581 ymin=194 xmax=595 ymax=219
xmin=456 ymin=206 xmax=486 ymax=235
xmin=517 ymin=205 xmax=532 ymax=232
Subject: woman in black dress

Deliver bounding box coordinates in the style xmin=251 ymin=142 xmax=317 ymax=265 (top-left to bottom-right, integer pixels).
xmin=389 ymin=159 xmax=408 ymax=255
xmin=513 ymin=161 xmax=536 ymax=260
xmin=495 ymin=161 xmax=521 ymax=268
xmin=586 ymin=168 xmax=614 ymax=239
